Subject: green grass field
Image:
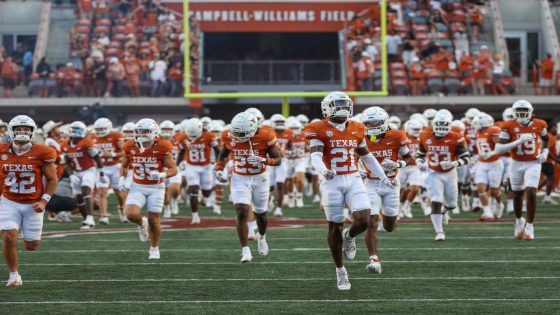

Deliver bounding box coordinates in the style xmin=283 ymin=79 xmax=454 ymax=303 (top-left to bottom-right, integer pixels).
xmin=1 ymin=194 xmax=560 ymax=314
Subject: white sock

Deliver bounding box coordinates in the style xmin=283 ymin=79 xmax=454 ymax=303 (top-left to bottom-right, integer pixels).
xmin=259 ymin=233 xmax=266 ymax=239
xmin=431 ymin=214 xmax=443 ymax=233
xmin=369 ymin=255 xmax=378 ymax=261
xmin=515 ymin=217 xmax=524 ymax=225
xmin=525 ymin=222 xmax=533 ymax=229
xmin=343 ymin=208 xmax=350 ymax=218
xmin=247 ymin=220 xmax=257 ymax=232
xmin=242 ymin=246 xmax=250 ymax=252
xmin=9 ymin=272 xmax=19 ymax=277
xmin=483 ymin=205 xmax=493 ymax=217
xmin=404 ymin=201 xmax=411 ymax=210
xmin=336 ymin=266 xmax=347 ymax=273
xmin=192 ymin=212 xmax=199 ymax=219
xmin=150 ymin=246 xmax=158 ymax=250
xmin=507 ymin=199 xmax=514 ymax=211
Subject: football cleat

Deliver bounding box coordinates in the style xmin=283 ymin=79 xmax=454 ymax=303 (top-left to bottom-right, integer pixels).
xmin=336 ymin=268 xmax=351 ymax=291
xmin=138 ymin=217 xmax=149 ymax=242
xmin=56 ymin=211 xmax=72 ymax=223
xmin=523 ymin=224 xmax=534 ymax=240
xmin=98 ymin=216 xmax=109 ymax=225
xmin=6 ymin=274 xmax=22 ymax=287
xmin=295 ymin=195 xmax=304 ymax=208
xmin=366 ymin=256 xmax=382 ymax=274
xmin=171 ymin=198 xmax=180 ymax=215
xmin=402 ymin=204 xmax=413 ymax=219
xmin=212 ymin=205 xmax=222 ymax=215
xmin=443 ymin=212 xmax=450 ymax=226
xmin=257 ymin=234 xmax=269 ymax=256
xmin=241 ymin=247 xmax=253 ymax=263
xmin=286 ymin=195 xmax=295 ymax=208
xmin=494 ymin=203 xmax=504 ymax=219
xmin=543 ymin=196 xmax=558 ymax=205
xmin=148 ymin=247 xmax=160 ymax=260
xmin=163 ymin=206 xmax=172 ymax=219
xmin=273 ymin=207 xmax=283 ymax=217
xmin=80 ymin=215 xmax=96 ymax=230
xmin=312 ymin=194 xmax=321 ymax=203
xmin=461 ymin=195 xmax=470 ymax=212
xmin=118 ymin=208 xmax=129 ymax=223
xmin=435 ymin=232 xmax=446 ymax=241
xmin=191 ymin=212 xmax=201 ymax=224
xmin=248 ymin=230 xmax=257 ymax=241
xmin=480 ymin=214 xmax=494 ymax=222
xmin=342 ymin=228 xmax=357 ymax=260
xmin=514 ymin=217 xmax=526 ymax=240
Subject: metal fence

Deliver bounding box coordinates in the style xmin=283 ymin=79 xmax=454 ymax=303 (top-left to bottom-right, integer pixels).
xmin=202 ymin=60 xmax=340 ymax=85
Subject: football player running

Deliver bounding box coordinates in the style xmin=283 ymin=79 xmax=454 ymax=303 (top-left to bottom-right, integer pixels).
xmin=361 ymin=107 xmax=412 ymax=273
xmin=269 ymin=114 xmax=293 ymax=217
xmin=0 ymin=115 xmax=58 ymax=287
xmin=472 ymin=113 xmax=504 ymax=220
xmin=285 ymin=117 xmax=308 ymax=208
xmin=399 ymin=119 xmax=423 ymax=218
xmin=417 ymin=110 xmax=470 ymax=241
xmin=177 ymin=118 xmax=220 ymax=224
xmin=119 ymin=119 xmax=177 ymax=259
xmin=482 ymin=100 xmax=548 ymax=240
xmin=303 ymin=92 xmax=394 ymax=290
xmin=61 ymin=121 xmax=105 ymax=230
xmin=159 ymin=120 xmax=183 ymax=219
xmin=215 ymin=112 xmax=281 ymax=263
xmin=91 ymin=118 xmax=126 ymax=224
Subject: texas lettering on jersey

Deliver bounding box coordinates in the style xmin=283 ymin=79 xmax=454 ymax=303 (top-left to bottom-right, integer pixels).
xmin=61 ymin=138 xmax=97 ymax=171
xmin=303 ymin=119 xmax=366 ymax=175
xmin=92 ymin=131 xmax=124 ymax=166
xmin=419 ymin=130 xmax=465 ymax=172
xmin=0 ymin=143 xmax=57 ymax=203
xmin=123 ymin=140 xmax=173 ymax=185
xmin=222 ymin=127 xmax=277 ymax=175
xmin=178 ymin=131 xmax=218 ymax=166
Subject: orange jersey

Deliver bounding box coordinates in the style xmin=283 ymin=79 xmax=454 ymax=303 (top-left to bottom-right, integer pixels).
xmin=364 ymin=130 xmax=409 ymax=178
xmin=547 ymin=133 xmax=557 ymax=163
xmin=476 ymin=126 xmax=501 ymax=163
xmin=91 ymin=131 xmax=124 ymax=166
xmin=303 ymin=119 xmax=366 ymax=175
xmin=499 ymin=119 xmax=548 ymax=162
xmin=419 ymin=130 xmax=465 ymax=172
xmin=61 ymin=137 xmax=97 ymax=171
xmin=288 ymin=134 xmax=307 ymax=159
xmin=222 ymin=127 xmax=277 ymax=175
xmin=0 ymin=143 xmax=57 ymax=203
xmin=274 ymin=129 xmax=294 ymax=154
xmin=123 ymin=139 xmax=173 ymax=185
xmin=177 ymin=131 xmax=218 ymax=166
xmin=407 ymin=136 xmax=420 ymax=166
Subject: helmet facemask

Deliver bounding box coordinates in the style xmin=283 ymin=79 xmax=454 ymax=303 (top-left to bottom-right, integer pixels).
xmin=10 ymin=125 xmax=34 ymax=143
xmin=364 ymin=119 xmax=388 ymax=136
xmin=514 ymin=108 xmax=532 ymax=125
xmin=433 ymin=120 xmax=451 ymax=137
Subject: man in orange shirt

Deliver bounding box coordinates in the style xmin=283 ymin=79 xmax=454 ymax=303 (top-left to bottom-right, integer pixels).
xmin=538 ymin=53 xmax=555 ymax=95
xmin=1 ymin=56 xmax=18 ymax=98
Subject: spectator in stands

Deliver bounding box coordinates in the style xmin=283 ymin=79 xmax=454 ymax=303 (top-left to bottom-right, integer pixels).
xmin=386 ymin=29 xmax=402 ymax=62
xmin=11 ymin=42 xmax=24 ymax=85
xmin=537 ymin=53 xmax=555 ymax=95
xmin=363 ymin=38 xmax=378 ymax=62
xmin=492 ymin=53 xmax=505 ymax=95
xmin=36 ymin=57 xmax=52 ymax=97
xmin=54 ymin=64 xmax=67 ymax=97
xmin=82 ymin=57 xmax=95 ymax=97
xmin=106 ymin=57 xmax=125 ymax=97
xmin=168 ymin=61 xmax=183 ymax=97
xmin=355 ymin=52 xmax=375 ymax=91
xmin=1 ymin=56 xmax=18 ymax=98
xmin=409 ymin=56 xmax=425 ymax=96
xmin=472 ymin=53 xmax=487 ymax=95
xmin=433 ymin=45 xmax=452 ymax=76
xmin=469 ymin=4 xmax=483 ymax=42
xmin=453 ymin=29 xmax=469 ymax=63
xmin=402 ymin=40 xmax=418 ymax=66
xmin=149 ymin=53 xmax=167 ymax=97
xmin=92 ymin=55 xmax=107 ymax=97
xmin=65 ymin=63 xmax=82 ymax=97
xmin=22 ymin=45 xmax=33 ymax=86
xmin=124 ymin=53 xmax=141 ymax=97
xmin=429 ymin=10 xmax=448 ymax=29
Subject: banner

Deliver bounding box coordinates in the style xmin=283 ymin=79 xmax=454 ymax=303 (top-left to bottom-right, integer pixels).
xmin=164 ymin=1 xmax=378 ymax=32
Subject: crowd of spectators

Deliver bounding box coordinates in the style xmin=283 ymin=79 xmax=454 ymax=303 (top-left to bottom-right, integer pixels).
xmin=344 ymin=0 xmax=523 ymax=96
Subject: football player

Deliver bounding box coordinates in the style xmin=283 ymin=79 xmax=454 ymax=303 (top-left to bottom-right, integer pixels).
xmin=177 ymin=118 xmax=220 ymax=224
xmin=417 ymin=110 xmax=470 ymax=241
xmin=119 ymin=119 xmax=177 ymax=259
xmin=0 ymin=115 xmax=57 ymax=286
xmin=303 ymin=92 xmax=394 ymax=290
xmin=473 ymin=113 xmax=504 ymax=220
xmin=399 ymin=119 xmax=423 ymax=218
xmin=61 ymin=121 xmax=105 ymax=230
xmin=91 ymin=118 xmax=126 ymax=224
xmin=482 ymin=100 xmax=549 ymax=240
xmin=159 ymin=120 xmax=183 ymax=219
xmin=269 ymin=114 xmax=293 ymax=217
xmin=361 ymin=106 xmax=412 ymax=273
xmin=215 ymin=112 xmax=281 ymax=263
xmin=285 ymin=118 xmax=307 ymax=208
xmin=496 ymin=108 xmax=515 ymax=213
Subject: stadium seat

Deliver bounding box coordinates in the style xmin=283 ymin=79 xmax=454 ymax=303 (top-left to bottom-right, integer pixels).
xmin=96 ymin=18 xmax=112 ymax=26
xmin=427 ymin=78 xmax=444 ymax=94
xmin=392 ymin=79 xmax=410 ymax=95
xmin=444 ymin=78 xmax=461 ymax=95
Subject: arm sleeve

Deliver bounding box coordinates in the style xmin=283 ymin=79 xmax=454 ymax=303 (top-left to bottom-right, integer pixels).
xmin=310 ymin=151 xmax=328 ymax=175
xmin=360 ymin=153 xmax=388 ymax=180
xmin=493 ymin=138 xmax=525 ymax=155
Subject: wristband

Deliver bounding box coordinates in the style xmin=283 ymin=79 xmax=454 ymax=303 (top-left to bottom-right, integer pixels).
xmin=41 ymin=194 xmax=51 ymax=202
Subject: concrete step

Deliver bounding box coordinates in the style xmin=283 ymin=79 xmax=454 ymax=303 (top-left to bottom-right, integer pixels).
xmin=45 ymin=7 xmax=75 ymax=66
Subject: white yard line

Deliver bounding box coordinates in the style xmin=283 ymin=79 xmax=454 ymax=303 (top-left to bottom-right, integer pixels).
xmin=18 ymin=260 xmax=560 ymax=266
xmin=21 ymin=276 xmax=560 ymax=283
xmin=3 ymin=298 xmax=560 ymax=305
xmin=22 ymin=246 xmax=560 ymax=253
xmin=40 ymin=236 xmax=559 ymax=241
